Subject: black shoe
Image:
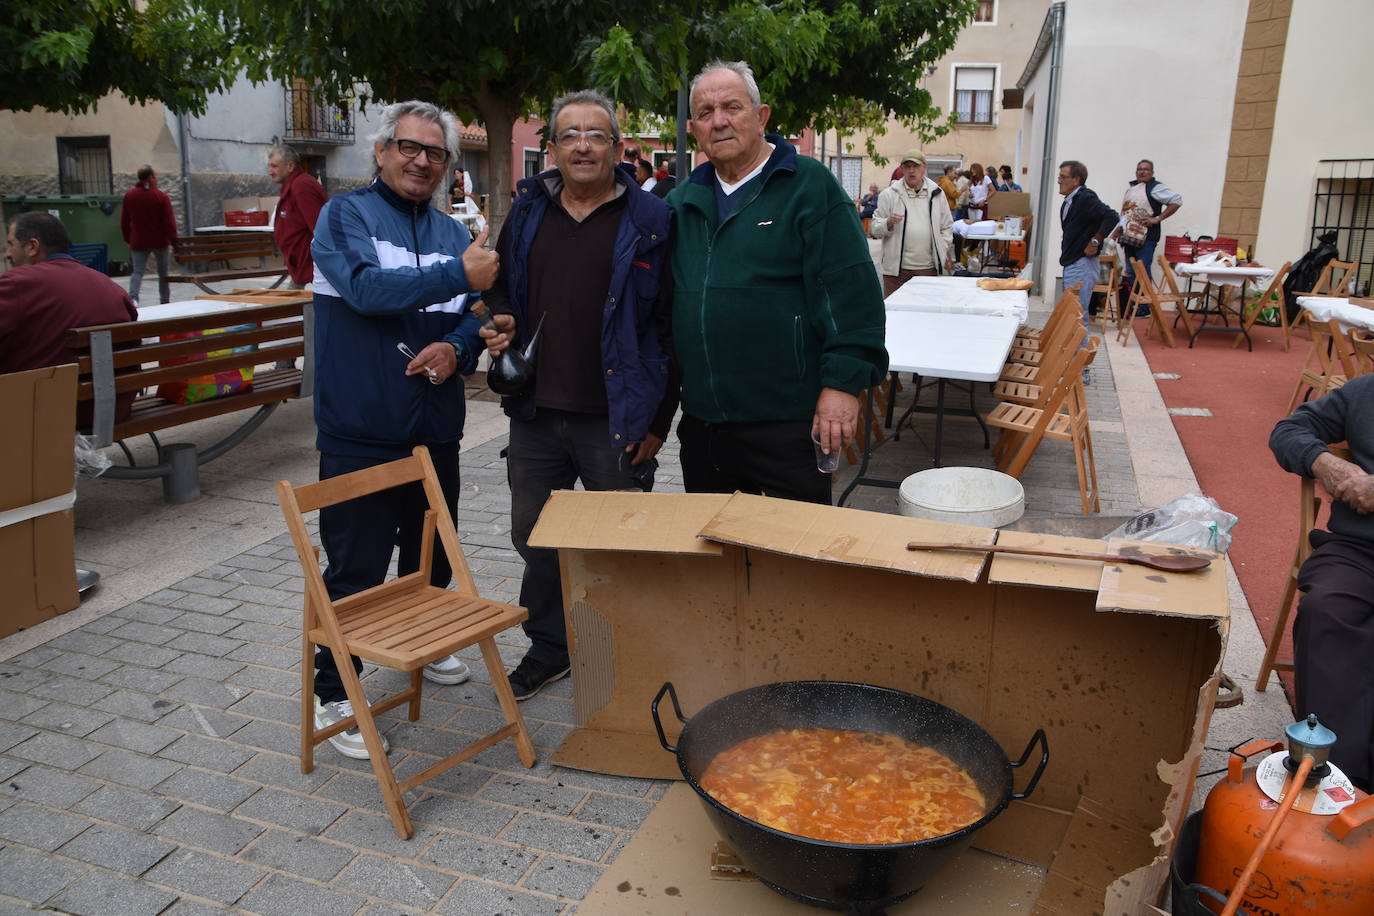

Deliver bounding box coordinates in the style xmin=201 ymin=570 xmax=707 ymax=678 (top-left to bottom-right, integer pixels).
xmin=506 ymin=656 xmax=571 ymax=701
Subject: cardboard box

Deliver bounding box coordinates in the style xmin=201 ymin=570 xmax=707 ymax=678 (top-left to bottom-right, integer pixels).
xmin=988 ymin=191 xmax=1032 ymax=219
xmin=0 ymin=365 xmax=79 ymax=636
xmin=530 ymin=491 xmax=1228 ymax=914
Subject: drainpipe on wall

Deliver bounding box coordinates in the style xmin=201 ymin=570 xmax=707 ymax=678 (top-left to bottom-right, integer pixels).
xmin=177 ymin=111 xmax=195 ymax=233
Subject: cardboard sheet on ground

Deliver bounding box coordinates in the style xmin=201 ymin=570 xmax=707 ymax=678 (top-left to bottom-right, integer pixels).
xmin=530 ymin=491 xmax=1229 ymax=913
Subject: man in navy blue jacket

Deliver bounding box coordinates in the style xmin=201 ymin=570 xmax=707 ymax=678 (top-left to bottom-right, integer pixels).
xmin=309 ymin=100 xmax=499 ymax=759
xmin=478 ymin=90 xmax=676 ymax=700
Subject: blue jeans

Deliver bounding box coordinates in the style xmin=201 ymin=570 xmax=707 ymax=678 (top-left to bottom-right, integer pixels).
xmin=1062 ymin=255 xmax=1101 ymax=324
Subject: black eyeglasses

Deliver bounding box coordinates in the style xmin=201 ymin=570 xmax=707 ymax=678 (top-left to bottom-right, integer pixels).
xmin=392 ymin=138 xmax=451 ymax=165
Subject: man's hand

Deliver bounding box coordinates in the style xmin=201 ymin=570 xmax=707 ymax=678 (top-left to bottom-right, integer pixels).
xmin=461 ymin=226 xmax=499 ymax=291
xmin=1313 ymin=451 xmax=1374 ymax=512
xmin=626 ymin=433 xmax=664 ymax=465
xmin=812 ymin=388 xmax=860 ymax=456
xmin=479 ymin=313 xmax=516 ymax=357
xmin=887 ymin=212 xmax=905 ymax=230
xmin=405 ymin=341 xmax=458 ymax=384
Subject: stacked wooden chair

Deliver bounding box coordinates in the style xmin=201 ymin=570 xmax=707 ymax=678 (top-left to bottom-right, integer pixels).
xmin=1286 ymin=314 xmax=1360 ymax=412
xmin=276 ymin=446 xmax=537 ymax=839
xmin=994 ymin=323 xmax=1087 ymax=406
xmin=1006 ymin=287 xmax=1083 ymax=373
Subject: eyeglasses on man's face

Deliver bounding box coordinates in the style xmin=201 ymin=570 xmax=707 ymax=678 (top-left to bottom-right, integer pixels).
xmin=554 ymin=129 xmax=615 ymax=150
xmin=392 ymin=138 xmax=451 ymax=165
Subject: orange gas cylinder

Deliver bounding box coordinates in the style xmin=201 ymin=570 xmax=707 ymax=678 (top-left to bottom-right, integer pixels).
xmin=1192 ymin=716 xmax=1374 ymax=915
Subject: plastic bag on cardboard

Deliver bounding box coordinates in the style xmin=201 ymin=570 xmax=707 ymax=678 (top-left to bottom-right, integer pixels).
xmin=75 ymin=434 xmax=112 ymax=478
xmin=1104 ymin=492 xmax=1238 ymax=553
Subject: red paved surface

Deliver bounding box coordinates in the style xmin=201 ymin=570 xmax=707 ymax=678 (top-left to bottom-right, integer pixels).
xmin=1130 ymin=313 xmax=1317 ymax=682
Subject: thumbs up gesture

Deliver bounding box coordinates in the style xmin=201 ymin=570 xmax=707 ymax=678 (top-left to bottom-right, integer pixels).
xmin=461 ymin=225 xmax=499 ymax=291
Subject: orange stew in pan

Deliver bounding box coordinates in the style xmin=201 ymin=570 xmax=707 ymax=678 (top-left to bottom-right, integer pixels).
xmin=700 ymin=728 xmax=986 ymax=845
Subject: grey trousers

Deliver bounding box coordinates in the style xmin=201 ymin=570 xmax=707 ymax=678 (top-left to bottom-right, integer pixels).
xmin=130 ymin=247 xmax=171 ymax=304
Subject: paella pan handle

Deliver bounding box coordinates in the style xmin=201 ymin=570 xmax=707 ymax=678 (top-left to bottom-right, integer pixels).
xmin=651 ymin=682 xmax=688 ymax=753
xmin=1009 ymin=729 xmax=1050 ymax=800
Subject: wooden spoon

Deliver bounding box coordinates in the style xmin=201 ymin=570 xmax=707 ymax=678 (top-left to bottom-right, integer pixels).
xmin=904 ymin=541 xmax=1211 ymax=573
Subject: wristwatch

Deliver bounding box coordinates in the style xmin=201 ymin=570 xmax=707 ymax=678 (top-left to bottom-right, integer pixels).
xmin=1088 ymin=238 xmax=1101 ymax=248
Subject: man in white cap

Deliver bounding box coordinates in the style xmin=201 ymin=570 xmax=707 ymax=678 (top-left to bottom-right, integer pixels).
xmin=870 ymin=150 xmax=953 ymax=296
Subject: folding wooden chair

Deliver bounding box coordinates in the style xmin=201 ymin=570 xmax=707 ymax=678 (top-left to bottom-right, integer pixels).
xmin=1351 ymin=331 xmax=1374 ymax=376
xmin=993 ymin=323 xmax=1087 ymax=405
xmin=1091 ymin=252 xmax=1122 ymax=333
xmin=276 ymin=446 xmax=537 ymax=839
xmin=1016 ymin=286 xmax=1082 ymax=345
xmin=987 ymin=338 xmax=1100 ymax=515
xmin=1286 ymin=314 xmax=1359 ymax=413
xmin=1007 ymin=287 xmax=1085 ymax=367
xmin=1232 ymin=261 xmax=1293 ymax=350
xmin=1154 ymin=256 xmax=1208 ymax=334
xmin=1255 ymin=446 xmax=1353 ymax=691
xmin=1118 ymin=258 xmax=1197 ymax=347
xmin=1300 ymin=259 xmax=1357 ymax=298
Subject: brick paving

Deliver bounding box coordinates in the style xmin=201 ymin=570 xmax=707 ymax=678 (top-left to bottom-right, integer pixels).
xmin=0 ymin=300 xmax=1149 ymax=914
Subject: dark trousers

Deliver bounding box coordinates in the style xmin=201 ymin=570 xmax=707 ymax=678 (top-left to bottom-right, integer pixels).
xmin=882 ymin=268 xmax=938 ymax=298
xmin=508 ymin=409 xmax=654 ymax=668
xmin=677 ymin=413 xmax=831 ymax=506
xmin=1295 ymin=530 xmax=1374 ymax=791
xmin=314 ymin=443 xmax=461 ymax=704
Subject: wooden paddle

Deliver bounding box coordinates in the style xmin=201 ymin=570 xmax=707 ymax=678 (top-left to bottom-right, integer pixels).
xmin=904 ymin=541 xmax=1211 ymax=573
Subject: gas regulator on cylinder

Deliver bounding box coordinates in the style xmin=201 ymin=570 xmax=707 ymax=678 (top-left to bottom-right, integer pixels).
xmin=1181 ymin=714 xmax=1374 ymax=915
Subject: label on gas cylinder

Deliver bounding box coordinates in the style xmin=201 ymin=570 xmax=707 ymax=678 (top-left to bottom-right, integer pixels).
xmin=1255 ymin=751 xmax=1357 ymax=814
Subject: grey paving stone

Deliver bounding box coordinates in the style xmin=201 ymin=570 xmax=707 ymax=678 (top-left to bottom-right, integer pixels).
xmin=47 ymin=868 xmax=180 ymax=916
xmin=501 ymin=813 xmax=616 ymax=861
xmin=144 ymin=848 xmax=269 ymax=905
xmin=108 ymin=620 xmax=182 ymax=644
xmin=47 ymin=631 xmax=123 ymax=656
xmin=225 ymin=601 xmax=296 ymax=625
xmin=223 ymin=584 xmax=299 ymax=609
xmin=78 ymin=615 xmax=123 ymax=635
xmin=165 ymin=632 xmax=246 ymax=658
xmin=227 ymin=643 xmax=298 ymax=670
xmin=164 ymin=652 xmax=247 ymax=681
xmin=230 ymin=720 xmax=300 ymax=755
xmin=29 ymin=675 xmax=115 ymax=707
xmin=572 ymin=791 xmax=656 ymax=831
xmin=0 ymin=688 xmax=50 ymax=719
xmin=478 ymin=776 xmax=583 ymax=818
xmin=72 ymin=783 xmax=180 ymax=831
xmin=93 ymin=688 xmax=181 ymax=723
xmin=144 ymin=588 xmax=189 ymax=607
xmin=0 ymin=844 xmax=84 ymax=904
xmin=0 ymin=801 xmax=92 ymax=850
xmin=0 ymin=763 xmax=101 ymax=808
xmin=226 ymin=664 xmax=300 ymax=696
xmin=9 ymin=731 xmax=105 ymax=769
xmin=334 ymin=853 xmax=455 ymax=909
xmin=153 ymin=806 xmax=265 ymax=854
xmin=100 ymin=641 xmax=184 ymax=668
xmin=231 ymin=751 xmax=335 ymax=793
xmin=522 ymin=855 xmax=603 ymax=899
xmin=113 ymin=602 xmax=182 ymax=624
xmin=39 ymin=651 xmax=122 ymax=681
xmin=155 ymin=706 xmax=250 ymax=742
xmin=87 ymin=718 xmax=182 ymax=754
xmin=434 ymin=880 xmax=563 ymax=916
xmin=163 ymin=901 xmax=232 ymax=915
xmin=390 ymin=757 xmax=491 ymax=798
xmin=153 ymin=767 xmax=259 ymax=812
xmin=236 ymin=787 xmax=347 ymax=835
xmin=170 ymin=593 xmax=245 ymax=616
xmin=227 ymin=691 xmax=298 ymax=724
xmin=322 ymin=809 xmax=442 ymax=859
xmin=58 ymin=821 xmax=178 ymax=874
xmin=235 ymin=873 xmax=368 ymax=916
xmin=196 ymin=564 xmax=240 ymax=580
xmin=360 ymin=905 xmax=422 ymax=916
xmin=239 ymin=828 xmax=356 ymax=881
xmin=160 ymin=677 xmax=247 ymax=710
xmin=0 ymin=756 xmax=27 ymax=783
xmin=312 ymin=770 xmax=389 ymax=812
xmin=158 ymin=733 xmax=258 ymax=773
xmin=169 ymin=610 xmax=241 ymax=634
xmin=100 ymin=665 xmax=187 ymax=694
xmin=222 ymin=620 xmax=297 ymax=646
xmin=8 ymin=646 xmax=61 ymax=668
xmin=174 ymin=576 xmax=238 ymax=598
xmin=223 ymin=554 xmax=286 ymax=573
xmin=0 ymin=721 xmax=38 ymax=753
xmin=407 ymin=792 xmax=516 ymax=838
xmin=78 ymin=747 xmax=183 ymax=789
xmin=420 ymin=832 xmax=536 ymax=883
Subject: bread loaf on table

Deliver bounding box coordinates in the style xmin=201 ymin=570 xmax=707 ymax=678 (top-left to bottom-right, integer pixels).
xmin=977 ymin=277 xmax=1033 ymax=291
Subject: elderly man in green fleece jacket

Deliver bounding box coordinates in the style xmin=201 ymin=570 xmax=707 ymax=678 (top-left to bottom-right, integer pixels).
xmin=666 ymin=60 xmax=888 ymax=505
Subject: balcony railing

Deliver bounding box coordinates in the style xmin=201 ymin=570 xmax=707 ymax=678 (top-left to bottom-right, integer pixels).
xmin=284 ymin=83 xmax=354 ymax=144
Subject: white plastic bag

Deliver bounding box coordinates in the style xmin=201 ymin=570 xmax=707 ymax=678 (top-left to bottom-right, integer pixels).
xmin=75 ymin=434 xmax=112 ymax=478
xmin=1105 ymin=492 xmax=1238 ymax=553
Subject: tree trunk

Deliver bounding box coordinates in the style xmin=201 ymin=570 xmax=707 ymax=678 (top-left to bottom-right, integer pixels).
xmin=475 ymin=91 xmax=518 ymax=241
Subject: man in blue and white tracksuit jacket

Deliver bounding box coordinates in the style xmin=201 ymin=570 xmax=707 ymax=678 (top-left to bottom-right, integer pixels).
xmin=306 ymin=100 xmax=499 ymax=759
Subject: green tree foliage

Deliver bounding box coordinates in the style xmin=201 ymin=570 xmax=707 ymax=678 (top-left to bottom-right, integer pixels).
xmin=1 ymin=0 xmax=237 ymax=114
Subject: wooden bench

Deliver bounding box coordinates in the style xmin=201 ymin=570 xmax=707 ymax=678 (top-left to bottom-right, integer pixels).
xmin=67 ymin=298 xmax=310 ymax=502
xmin=169 ymin=232 xmax=288 ymax=294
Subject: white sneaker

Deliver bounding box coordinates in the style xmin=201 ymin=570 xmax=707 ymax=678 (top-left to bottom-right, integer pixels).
xmin=313 ymin=698 xmax=389 ymax=760
xmin=422 ymin=654 xmax=471 ymax=685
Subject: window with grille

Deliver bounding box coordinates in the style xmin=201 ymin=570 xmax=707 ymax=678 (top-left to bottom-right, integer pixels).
xmin=954 ymin=67 xmax=996 ymax=125
xmin=56 ymin=137 xmax=112 ymax=194
xmin=974 ymin=0 xmax=996 ymax=24
xmin=829 ymin=156 xmax=863 ymax=199
xmin=523 ymin=149 xmax=544 ymax=179
xmin=1312 ymin=159 xmax=1374 ymax=296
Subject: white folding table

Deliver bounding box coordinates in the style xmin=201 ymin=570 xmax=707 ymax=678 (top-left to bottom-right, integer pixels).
xmin=884 ymin=275 xmax=1029 ymax=321
xmin=1297 ymin=297 xmax=1374 ymax=334
xmin=838 ymin=311 xmax=1020 ymax=506
xmin=1173 ymin=262 xmax=1275 ymax=350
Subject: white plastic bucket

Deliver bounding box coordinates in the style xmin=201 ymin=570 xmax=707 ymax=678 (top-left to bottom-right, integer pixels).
xmin=898 ymin=467 xmax=1026 ymax=529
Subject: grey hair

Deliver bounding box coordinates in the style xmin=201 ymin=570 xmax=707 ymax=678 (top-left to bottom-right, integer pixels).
xmin=268 ymin=143 xmax=301 ymax=165
xmin=369 ymin=100 xmax=461 ymax=172
xmin=548 ymin=90 xmax=621 ymax=142
xmin=690 ymin=60 xmax=762 ymax=108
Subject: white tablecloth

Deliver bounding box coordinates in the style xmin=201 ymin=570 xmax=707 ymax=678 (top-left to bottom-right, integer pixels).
xmin=1297 ymin=297 xmax=1374 ymax=333
xmin=885 ymin=310 xmax=1020 ymax=382
xmin=194 ymin=224 xmax=275 ymax=234
xmin=885 ymin=275 xmax=1029 ymax=321
xmin=1175 ymin=262 xmax=1275 ymax=288
xmin=953 ymin=220 xmax=1025 ymax=241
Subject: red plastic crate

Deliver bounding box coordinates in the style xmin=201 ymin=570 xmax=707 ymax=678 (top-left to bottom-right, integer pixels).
xmin=1164 ymin=235 xmax=1196 ymax=263
xmin=1195 ymin=236 xmax=1238 ymax=256
xmin=224 ymin=209 xmax=270 ymax=226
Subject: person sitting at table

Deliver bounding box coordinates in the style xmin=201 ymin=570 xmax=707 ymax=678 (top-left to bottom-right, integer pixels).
xmin=0 ymin=212 xmax=138 ymax=426
xmin=871 ymin=150 xmax=954 ymax=296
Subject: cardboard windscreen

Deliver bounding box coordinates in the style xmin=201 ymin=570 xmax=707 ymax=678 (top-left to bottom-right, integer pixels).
xmin=529 ymin=491 xmax=730 ymax=555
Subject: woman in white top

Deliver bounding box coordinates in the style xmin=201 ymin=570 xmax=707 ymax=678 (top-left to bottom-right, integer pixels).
xmin=965 ymin=162 xmax=997 ymax=223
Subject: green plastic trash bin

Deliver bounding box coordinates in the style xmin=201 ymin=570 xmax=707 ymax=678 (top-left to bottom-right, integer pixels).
xmin=0 ymin=194 xmax=130 ymax=271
